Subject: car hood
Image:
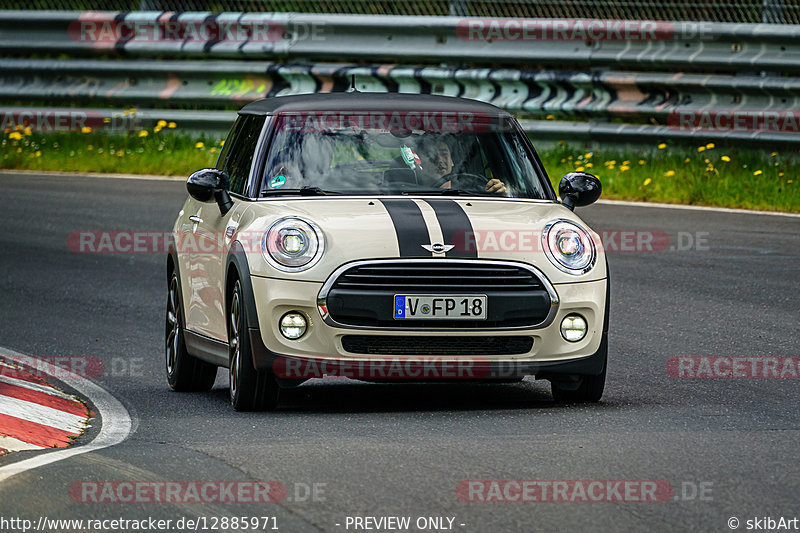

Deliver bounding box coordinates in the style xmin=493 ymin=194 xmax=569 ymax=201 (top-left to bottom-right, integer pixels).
xmin=239 ymin=197 xmax=607 ymax=284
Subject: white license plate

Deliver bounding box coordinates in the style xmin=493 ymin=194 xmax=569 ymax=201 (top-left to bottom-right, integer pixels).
xmin=393 ymin=295 xmax=487 ymax=320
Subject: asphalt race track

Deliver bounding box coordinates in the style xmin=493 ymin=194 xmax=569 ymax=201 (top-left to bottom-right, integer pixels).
xmin=0 ymin=172 xmax=798 ymax=532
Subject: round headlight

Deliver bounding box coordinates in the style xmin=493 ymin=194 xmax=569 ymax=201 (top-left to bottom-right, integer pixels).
xmin=263 ymin=217 xmax=324 ymax=271
xmin=280 ymin=312 xmax=307 ymax=339
xmin=542 ymin=220 xmax=596 ymax=274
xmin=560 ymin=314 xmax=587 ymax=342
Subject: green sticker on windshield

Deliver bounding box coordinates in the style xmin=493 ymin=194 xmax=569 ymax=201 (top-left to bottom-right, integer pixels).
xmin=269 ymin=175 xmax=287 ymax=188
xmin=401 ymin=145 xmax=421 ymax=170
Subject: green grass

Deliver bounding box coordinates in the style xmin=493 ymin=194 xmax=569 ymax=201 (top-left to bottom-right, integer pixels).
xmin=1 ymin=129 xmax=798 ymax=212
xmin=539 ymin=142 xmax=800 ymax=213
xmin=1 ymin=128 xmax=223 ymax=176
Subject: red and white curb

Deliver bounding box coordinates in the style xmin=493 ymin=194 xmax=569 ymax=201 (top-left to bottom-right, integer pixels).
xmin=0 ymin=358 xmax=90 ymax=455
xmin=0 ymin=349 xmax=132 ymax=482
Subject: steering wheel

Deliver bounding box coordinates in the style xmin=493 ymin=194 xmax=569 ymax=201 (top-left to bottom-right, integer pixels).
xmin=434 ymin=172 xmax=488 ymax=192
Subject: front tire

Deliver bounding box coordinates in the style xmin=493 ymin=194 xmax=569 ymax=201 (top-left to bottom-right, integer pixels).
xmin=166 ymin=271 xmax=217 ymax=392
xmin=228 ymin=279 xmax=281 ymax=411
xmin=550 ymin=364 xmax=606 ymax=403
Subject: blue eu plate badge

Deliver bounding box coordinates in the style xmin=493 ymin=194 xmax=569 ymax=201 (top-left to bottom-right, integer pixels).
xmin=394 ymin=296 xmax=405 ymax=319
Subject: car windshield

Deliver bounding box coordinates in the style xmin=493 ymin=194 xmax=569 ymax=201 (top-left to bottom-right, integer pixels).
xmin=258 ymin=111 xmax=549 ymax=199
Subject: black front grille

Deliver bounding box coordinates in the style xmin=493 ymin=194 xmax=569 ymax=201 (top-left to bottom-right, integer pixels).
xmin=332 ymin=263 xmax=543 ymax=292
xmin=342 ymin=335 xmax=534 ymax=355
xmin=324 ymin=261 xmax=553 ymax=329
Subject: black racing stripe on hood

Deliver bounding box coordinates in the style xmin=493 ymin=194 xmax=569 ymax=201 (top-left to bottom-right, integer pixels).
xmin=423 ymin=199 xmax=478 ymax=258
xmin=379 ymin=199 xmax=433 ymax=257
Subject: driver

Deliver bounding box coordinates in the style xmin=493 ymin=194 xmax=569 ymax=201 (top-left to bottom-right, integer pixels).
xmin=418 ymin=138 xmax=507 ymax=195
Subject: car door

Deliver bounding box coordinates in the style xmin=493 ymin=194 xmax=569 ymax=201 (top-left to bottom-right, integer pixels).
xmin=185 ymin=114 xmax=267 ymax=341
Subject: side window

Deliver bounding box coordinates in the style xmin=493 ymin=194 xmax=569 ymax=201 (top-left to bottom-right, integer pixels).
xmin=214 ymin=118 xmax=242 ymax=172
xmin=220 ymin=115 xmax=266 ymax=197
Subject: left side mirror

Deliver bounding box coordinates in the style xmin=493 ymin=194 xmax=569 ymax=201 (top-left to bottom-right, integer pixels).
xmin=186 ymin=168 xmax=233 ymax=216
xmin=559 ymin=172 xmax=602 ymax=211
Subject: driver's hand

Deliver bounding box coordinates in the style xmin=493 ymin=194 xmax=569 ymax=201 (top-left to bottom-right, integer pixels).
xmin=485 ymin=178 xmax=507 ymax=195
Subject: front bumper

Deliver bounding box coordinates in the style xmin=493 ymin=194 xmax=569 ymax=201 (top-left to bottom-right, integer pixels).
xmin=246 ymin=275 xmax=608 ymax=379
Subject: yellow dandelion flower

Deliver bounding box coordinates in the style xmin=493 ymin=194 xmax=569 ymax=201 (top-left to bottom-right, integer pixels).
xmin=665 ymin=170 xmax=676 ymax=177
xmin=584 ymin=152 xmax=593 ymax=159
xmin=195 ymin=142 xmax=204 ymax=149
xmin=88 ymin=145 xmax=93 ymax=150
xmin=23 ymin=127 xmax=32 ymax=136
xmin=157 ymin=120 xmax=167 ymax=128
xmin=643 ymin=178 xmax=652 ymax=186
xmin=154 ymin=125 xmax=163 ymax=133
xmin=620 ymin=165 xmax=630 ymax=172
xmin=209 ymin=147 xmax=218 ymax=154
xmin=560 ymin=158 xmax=566 ymax=163
xmin=138 ymin=130 xmax=149 ymax=137
xmin=657 ymin=143 xmax=666 ymax=149
xmin=557 ymin=140 xmax=565 ymax=146
xmin=103 ymin=117 xmax=111 ymax=124
xmin=219 ymin=140 xmax=225 ymax=146
xmin=770 ymin=152 xmax=778 ymax=157
xmin=585 ymin=162 xmax=593 ymax=168
xmin=575 ymin=166 xmax=585 ymax=172
xmin=697 ymin=146 xmax=706 ymax=152
xmin=721 ymin=155 xmax=731 ymax=162
xmin=116 ymin=149 xmax=125 ymax=157
xmin=168 ymin=122 xmax=177 ymax=128
xmin=81 ymin=126 xmax=92 ymax=134
xmin=622 ymin=160 xmax=630 ymax=165
xmin=684 ymin=158 xmax=690 ymax=163
xmin=545 ymin=114 xmax=555 ymax=120
xmin=638 ymin=160 xmax=646 ymax=165
xmin=705 ymin=143 xmax=715 ymax=149
xmin=753 ymin=170 xmax=762 ymax=176
xmin=35 ymin=150 xmax=41 ymax=157
xmin=778 ymin=172 xmax=784 ymax=177
xmin=8 ymin=132 xmax=22 ymax=140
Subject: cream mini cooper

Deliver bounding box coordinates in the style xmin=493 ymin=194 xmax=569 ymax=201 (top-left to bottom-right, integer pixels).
xmin=165 ymin=93 xmax=608 ymax=411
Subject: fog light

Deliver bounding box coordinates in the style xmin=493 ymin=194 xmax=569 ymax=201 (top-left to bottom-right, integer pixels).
xmin=560 ymin=314 xmax=587 ymax=342
xmin=280 ymin=312 xmax=307 ymax=339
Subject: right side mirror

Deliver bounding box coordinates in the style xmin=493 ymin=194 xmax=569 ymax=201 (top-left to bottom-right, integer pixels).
xmin=559 ymin=172 xmax=602 ymax=211
xmin=186 ymin=168 xmax=233 ymax=216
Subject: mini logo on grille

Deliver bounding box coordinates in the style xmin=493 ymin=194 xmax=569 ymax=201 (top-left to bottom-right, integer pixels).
xmin=422 ymin=243 xmax=455 ymax=253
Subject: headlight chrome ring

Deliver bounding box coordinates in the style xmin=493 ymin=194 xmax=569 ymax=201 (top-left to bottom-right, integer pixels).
xmin=262 ymin=217 xmax=325 ymax=272
xmin=542 ymin=219 xmax=596 ymax=275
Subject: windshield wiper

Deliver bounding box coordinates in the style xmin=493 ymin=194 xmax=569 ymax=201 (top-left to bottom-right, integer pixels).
xmin=261 ymin=186 xmax=342 ymax=196
xmin=406 ymin=189 xmax=477 ymax=196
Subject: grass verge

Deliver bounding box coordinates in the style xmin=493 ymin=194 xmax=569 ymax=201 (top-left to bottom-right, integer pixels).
xmin=1 ymin=129 xmax=797 ymax=212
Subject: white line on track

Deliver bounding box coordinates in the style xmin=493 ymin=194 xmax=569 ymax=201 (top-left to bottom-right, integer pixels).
xmin=0 ymin=348 xmax=133 ymax=483
xmin=597 ymin=199 xmax=800 ymax=218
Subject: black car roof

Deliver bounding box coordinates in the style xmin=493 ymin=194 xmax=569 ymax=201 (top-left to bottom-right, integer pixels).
xmin=239 ymin=92 xmax=512 ymax=117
